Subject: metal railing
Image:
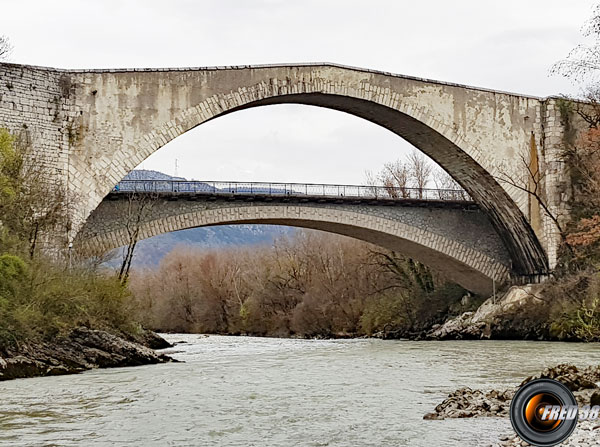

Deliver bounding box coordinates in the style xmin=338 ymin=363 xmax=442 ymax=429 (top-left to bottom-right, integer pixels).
xmin=112 ymin=180 xmax=472 ymax=202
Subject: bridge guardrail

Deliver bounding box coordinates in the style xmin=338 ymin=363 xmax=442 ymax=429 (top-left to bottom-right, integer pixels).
xmin=112 ymin=180 xmax=471 ymax=202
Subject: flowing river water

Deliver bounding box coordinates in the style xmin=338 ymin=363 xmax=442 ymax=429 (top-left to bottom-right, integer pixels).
xmin=1 ymin=335 xmax=599 ymax=446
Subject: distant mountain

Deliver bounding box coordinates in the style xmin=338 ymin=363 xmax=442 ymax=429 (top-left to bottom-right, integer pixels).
xmin=126 ymin=224 xmax=295 ymax=268
xmin=115 ymin=170 xmax=297 ymax=268
xmin=123 ymin=169 xmax=186 ymax=181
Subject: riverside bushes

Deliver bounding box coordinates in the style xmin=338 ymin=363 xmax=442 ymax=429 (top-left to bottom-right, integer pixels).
xmin=128 ymin=231 xmax=470 ymax=338
xmin=546 ymin=270 xmax=600 ymax=341
xmin=0 ymin=128 xmax=138 ymax=349
xmin=0 ymin=258 xmax=137 ymax=347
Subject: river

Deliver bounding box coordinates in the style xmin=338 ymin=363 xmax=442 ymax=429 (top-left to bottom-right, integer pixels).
xmin=1 ymin=335 xmax=599 ymax=446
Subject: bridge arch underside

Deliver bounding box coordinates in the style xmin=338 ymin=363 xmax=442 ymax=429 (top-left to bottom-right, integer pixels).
xmin=217 ymin=93 xmax=547 ymax=278
xmin=107 ymin=94 xmax=549 ymax=279
xmin=78 ymin=200 xmax=513 ymax=296
xmin=63 ymin=64 xmax=550 ymax=278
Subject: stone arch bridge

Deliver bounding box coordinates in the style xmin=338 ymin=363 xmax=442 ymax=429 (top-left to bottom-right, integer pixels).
xmin=0 ymin=62 xmax=584 ymax=289
xmin=78 ymin=181 xmax=509 ymax=295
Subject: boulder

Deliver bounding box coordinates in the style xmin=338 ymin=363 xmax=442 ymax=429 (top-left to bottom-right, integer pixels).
xmin=423 ymin=386 xmax=514 ymax=420
xmin=427 ymin=284 xmax=547 ymax=340
xmin=522 ymin=363 xmax=600 ymax=391
xmin=0 ymin=327 xmax=174 ymax=381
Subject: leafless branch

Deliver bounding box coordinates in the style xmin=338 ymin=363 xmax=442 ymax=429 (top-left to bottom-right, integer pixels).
xmin=0 ymin=35 xmax=12 ymax=61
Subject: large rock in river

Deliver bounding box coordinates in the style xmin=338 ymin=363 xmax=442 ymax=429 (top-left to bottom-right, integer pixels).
xmin=427 ymin=284 xmax=548 ymax=340
xmin=0 ymin=327 xmax=174 ymax=381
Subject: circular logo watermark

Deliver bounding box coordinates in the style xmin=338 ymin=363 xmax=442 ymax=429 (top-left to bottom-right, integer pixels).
xmin=510 ymin=378 xmax=578 ymax=446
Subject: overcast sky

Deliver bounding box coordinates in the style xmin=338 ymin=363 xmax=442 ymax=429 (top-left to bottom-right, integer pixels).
xmin=2 ymin=0 xmax=596 ymax=184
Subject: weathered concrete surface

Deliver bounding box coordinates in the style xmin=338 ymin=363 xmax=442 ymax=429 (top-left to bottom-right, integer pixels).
xmin=78 ymin=195 xmax=510 ymax=295
xmin=0 ymin=62 xmax=585 ymax=279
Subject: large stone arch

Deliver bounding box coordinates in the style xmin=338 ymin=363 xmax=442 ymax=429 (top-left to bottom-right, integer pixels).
xmin=0 ymin=63 xmax=553 ymax=278
xmin=78 ymin=198 xmax=511 ymax=295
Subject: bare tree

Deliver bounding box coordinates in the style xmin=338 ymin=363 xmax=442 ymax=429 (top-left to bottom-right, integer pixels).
xmin=128 ymin=230 xmax=468 ymax=337
xmin=551 ymin=4 xmax=600 ymax=85
xmin=364 ymin=169 xmax=378 ymax=197
xmin=407 ymin=150 xmax=433 ymax=198
xmin=118 ymin=191 xmax=158 ymax=284
xmin=433 ymin=167 xmax=468 ymax=200
xmin=381 ymin=160 xmax=411 ymax=198
xmin=0 ymin=35 xmax=12 ymax=61
xmin=366 ymin=149 xmax=468 ymax=201
xmin=550 ymin=4 xmax=600 ymax=128
xmin=368 ymin=160 xmax=411 ymax=198
xmin=73 ymin=245 xmax=120 ymax=273
xmin=496 ymin=154 xmax=573 ymax=256
xmin=365 ymin=170 xmax=380 ymax=197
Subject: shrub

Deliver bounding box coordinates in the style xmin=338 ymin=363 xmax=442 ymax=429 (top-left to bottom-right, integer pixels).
xmin=129 ymin=231 xmax=470 ymax=338
xmin=0 ymin=127 xmax=140 ymax=349
xmin=548 ymin=270 xmax=600 ymax=341
xmin=0 ymin=255 xmax=138 ymax=349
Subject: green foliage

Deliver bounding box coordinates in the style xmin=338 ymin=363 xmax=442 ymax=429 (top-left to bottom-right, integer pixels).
xmin=0 ymin=257 xmax=136 ymax=347
xmin=550 ymin=299 xmax=600 ymax=341
xmin=0 ymin=129 xmax=21 ymax=208
xmin=548 ymin=271 xmax=600 ymax=341
xmin=0 ymin=127 xmax=68 ymax=258
xmin=0 ymin=253 xmax=27 ymax=285
xmin=360 ymin=294 xmax=414 ymax=335
xmin=0 ymin=128 xmax=139 ymax=349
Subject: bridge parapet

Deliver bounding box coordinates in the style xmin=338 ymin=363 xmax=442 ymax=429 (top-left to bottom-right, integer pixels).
xmin=112 ymin=180 xmax=471 ymax=203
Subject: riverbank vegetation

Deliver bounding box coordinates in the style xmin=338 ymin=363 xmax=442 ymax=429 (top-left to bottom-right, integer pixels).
xmin=541 ymin=125 xmax=600 ymax=340
xmin=540 ymin=6 xmax=600 ymax=341
xmin=0 ymin=128 xmax=140 ymax=351
xmin=128 ymin=231 xmax=473 ymax=338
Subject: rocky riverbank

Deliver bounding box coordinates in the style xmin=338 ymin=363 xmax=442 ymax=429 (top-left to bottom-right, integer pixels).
xmin=364 ymin=284 xmax=557 ymax=342
xmin=151 ymin=283 xmax=581 ymax=343
xmin=0 ymin=327 xmax=175 ymax=381
xmin=496 ymin=419 xmax=599 ymax=447
xmin=424 ymin=284 xmax=551 ymax=341
xmin=424 ymin=363 xmax=600 ymax=446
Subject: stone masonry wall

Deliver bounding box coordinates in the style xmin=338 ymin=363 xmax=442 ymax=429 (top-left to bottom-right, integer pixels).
xmin=539 ymin=98 xmax=592 ymax=268
xmin=78 ymin=198 xmax=510 ymax=295
xmin=0 ymin=64 xmax=79 ymax=245
xmin=0 ymin=62 xmax=584 ymax=279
